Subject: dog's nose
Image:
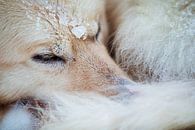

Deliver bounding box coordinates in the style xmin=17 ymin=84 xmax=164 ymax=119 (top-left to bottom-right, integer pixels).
xmin=104 ymin=76 xmax=137 ymax=99
xmin=105 ymin=75 xmax=135 ymax=86
xmin=115 ymin=78 xmax=135 ymax=86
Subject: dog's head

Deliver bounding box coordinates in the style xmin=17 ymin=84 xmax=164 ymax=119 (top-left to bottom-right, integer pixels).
xmin=1 ymin=1 xmax=195 ymax=130
xmin=0 ymin=0 xmax=135 ymax=129
xmin=0 ymin=0 xmax=133 ymax=122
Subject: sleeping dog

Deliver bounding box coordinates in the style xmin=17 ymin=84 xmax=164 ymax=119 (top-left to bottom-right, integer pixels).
xmin=0 ymin=0 xmax=195 ymax=130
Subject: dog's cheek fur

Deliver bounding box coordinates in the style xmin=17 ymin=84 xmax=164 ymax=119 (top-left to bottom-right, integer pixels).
xmin=109 ymin=0 xmax=195 ymax=81
xmin=0 ymin=64 xmax=70 ymax=103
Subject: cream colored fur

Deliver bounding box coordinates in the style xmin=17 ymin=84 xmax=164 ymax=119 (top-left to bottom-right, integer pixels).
xmin=110 ymin=0 xmax=195 ymax=81
xmin=42 ymin=81 xmax=194 ymax=130
xmin=1 ymin=81 xmax=195 ymax=130
xmin=0 ymin=0 xmax=195 ymax=130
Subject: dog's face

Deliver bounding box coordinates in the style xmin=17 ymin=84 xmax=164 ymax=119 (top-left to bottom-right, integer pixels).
xmin=0 ymin=0 xmax=129 ymax=122
xmin=1 ymin=1 xmax=195 ymax=130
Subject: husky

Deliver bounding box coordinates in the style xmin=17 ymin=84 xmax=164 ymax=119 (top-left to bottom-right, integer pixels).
xmin=0 ymin=0 xmax=195 ymax=130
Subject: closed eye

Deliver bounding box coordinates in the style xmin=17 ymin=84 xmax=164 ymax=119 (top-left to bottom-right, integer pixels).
xmin=32 ymin=53 xmax=66 ymax=64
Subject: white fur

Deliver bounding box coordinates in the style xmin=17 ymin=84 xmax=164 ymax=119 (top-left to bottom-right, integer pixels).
xmin=0 ymin=107 xmax=34 ymax=130
xmin=112 ymin=0 xmax=195 ymax=81
xmin=0 ymin=0 xmax=195 ymax=130
xmin=15 ymin=81 xmax=195 ymax=130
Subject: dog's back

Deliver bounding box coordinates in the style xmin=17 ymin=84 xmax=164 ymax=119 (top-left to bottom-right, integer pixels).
xmin=107 ymin=0 xmax=195 ymax=82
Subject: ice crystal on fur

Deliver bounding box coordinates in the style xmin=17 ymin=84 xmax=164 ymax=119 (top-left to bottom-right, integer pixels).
xmin=52 ymin=42 xmax=68 ymax=56
xmin=71 ymin=26 xmax=87 ymax=39
xmin=21 ymin=0 xmax=98 ymax=43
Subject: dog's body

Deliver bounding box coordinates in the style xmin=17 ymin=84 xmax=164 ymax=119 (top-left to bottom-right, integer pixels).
xmin=0 ymin=0 xmax=195 ymax=130
xmin=107 ymin=0 xmax=195 ymax=82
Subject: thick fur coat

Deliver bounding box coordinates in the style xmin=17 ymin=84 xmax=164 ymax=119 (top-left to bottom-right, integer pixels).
xmin=108 ymin=0 xmax=195 ymax=82
xmin=0 ymin=0 xmax=195 ymax=130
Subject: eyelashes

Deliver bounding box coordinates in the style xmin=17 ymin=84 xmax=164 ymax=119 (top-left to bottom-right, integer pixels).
xmin=31 ymin=23 xmax=101 ymax=66
xmin=32 ymin=53 xmax=66 ymax=64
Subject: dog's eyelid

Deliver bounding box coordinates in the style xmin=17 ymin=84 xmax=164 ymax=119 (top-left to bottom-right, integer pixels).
xmin=36 ymin=49 xmax=52 ymax=54
xmin=31 ymin=53 xmax=66 ymax=64
xmin=31 ymin=44 xmax=53 ymax=55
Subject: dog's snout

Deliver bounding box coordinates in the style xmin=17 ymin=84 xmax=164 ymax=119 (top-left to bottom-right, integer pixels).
xmin=102 ymin=76 xmax=137 ymax=96
xmin=104 ymin=77 xmax=137 ymax=101
xmin=116 ymin=78 xmax=134 ymax=86
xmin=106 ymin=75 xmax=135 ymax=86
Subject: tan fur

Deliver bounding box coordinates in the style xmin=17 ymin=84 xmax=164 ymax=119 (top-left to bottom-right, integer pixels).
xmin=0 ymin=0 xmax=195 ymax=130
xmin=0 ymin=0 xmax=127 ymax=119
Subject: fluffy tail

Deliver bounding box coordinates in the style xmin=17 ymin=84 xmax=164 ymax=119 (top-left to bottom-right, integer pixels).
xmin=39 ymin=81 xmax=195 ymax=130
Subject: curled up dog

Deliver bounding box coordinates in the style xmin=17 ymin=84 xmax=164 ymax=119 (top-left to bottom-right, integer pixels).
xmin=0 ymin=0 xmax=195 ymax=130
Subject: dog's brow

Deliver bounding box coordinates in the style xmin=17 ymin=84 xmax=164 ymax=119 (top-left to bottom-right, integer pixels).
xmin=0 ymin=0 xmax=102 ymax=49
xmin=29 ymin=39 xmax=53 ymax=47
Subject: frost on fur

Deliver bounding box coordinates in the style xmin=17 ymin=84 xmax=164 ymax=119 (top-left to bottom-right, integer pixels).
xmin=112 ymin=0 xmax=195 ymax=82
xmin=23 ymin=0 xmax=98 ymax=41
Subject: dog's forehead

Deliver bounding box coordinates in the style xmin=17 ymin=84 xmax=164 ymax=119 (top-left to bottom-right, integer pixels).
xmin=0 ymin=0 xmax=101 ymax=48
xmin=25 ymin=1 xmax=99 ymax=40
